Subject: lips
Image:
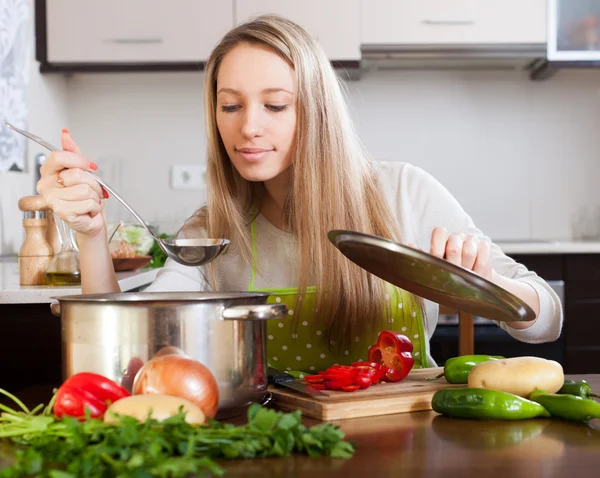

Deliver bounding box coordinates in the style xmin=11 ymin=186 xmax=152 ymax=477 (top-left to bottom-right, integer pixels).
xmin=236 ymin=147 xmax=274 ymax=162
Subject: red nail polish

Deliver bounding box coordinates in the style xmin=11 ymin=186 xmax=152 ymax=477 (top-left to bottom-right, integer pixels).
xmin=90 ymin=161 xmax=98 ymax=170
xmin=103 ymin=189 xmax=109 ymax=199
xmin=62 ymin=128 xmax=69 ymax=135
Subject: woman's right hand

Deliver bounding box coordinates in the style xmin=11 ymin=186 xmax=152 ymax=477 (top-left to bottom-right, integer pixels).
xmin=36 ymin=129 xmax=108 ymax=238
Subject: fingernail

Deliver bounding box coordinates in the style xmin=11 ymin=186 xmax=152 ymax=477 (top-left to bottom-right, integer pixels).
xmin=103 ymin=189 xmax=109 ymax=199
xmin=62 ymin=128 xmax=69 ymax=135
xmin=89 ymin=161 xmax=98 ymax=170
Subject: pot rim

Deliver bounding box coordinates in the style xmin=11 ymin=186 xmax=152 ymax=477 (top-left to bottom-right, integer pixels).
xmin=52 ymin=291 xmax=270 ymax=303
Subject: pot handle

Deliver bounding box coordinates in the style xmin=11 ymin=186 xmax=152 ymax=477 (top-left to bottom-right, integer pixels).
xmin=222 ymin=304 xmax=287 ymax=321
xmin=50 ymin=302 xmax=61 ymax=317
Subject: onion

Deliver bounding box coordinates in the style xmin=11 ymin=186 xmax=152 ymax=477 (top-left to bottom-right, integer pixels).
xmin=133 ymin=355 xmax=219 ymax=418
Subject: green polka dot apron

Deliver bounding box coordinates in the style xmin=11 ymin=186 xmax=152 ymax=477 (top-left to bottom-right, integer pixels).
xmin=248 ymin=218 xmax=428 ymax=376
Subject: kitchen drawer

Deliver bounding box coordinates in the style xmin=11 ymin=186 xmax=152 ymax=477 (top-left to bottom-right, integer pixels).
xmin=566 ymin=254 xmax=600 ymax=282
xmin=507 ymin=254 xmax=564 ymax=281
xmin=46 ymin=0 xmax=233 ymax=63
xmin=564 ymin=347 xmax=600 ymax=374
xmin=566 ymin=255 xmax=600 ymax=300
xmin=361 ymin=0 xmax=546 ymax=45
xmin=565 ymin=302 xmax=600 ymax=347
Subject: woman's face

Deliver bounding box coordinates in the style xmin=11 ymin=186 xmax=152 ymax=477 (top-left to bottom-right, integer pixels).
xmin=216 ymin=43 xmax=297 ymax=183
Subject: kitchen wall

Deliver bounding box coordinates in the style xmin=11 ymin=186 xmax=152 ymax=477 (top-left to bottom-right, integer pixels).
xmin=61 ymin=67 xmax=600 ymax=241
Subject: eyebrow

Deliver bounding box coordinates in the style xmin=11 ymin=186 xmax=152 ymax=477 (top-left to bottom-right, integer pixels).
xmin=217 ymin=87 xmax=293 ymax=96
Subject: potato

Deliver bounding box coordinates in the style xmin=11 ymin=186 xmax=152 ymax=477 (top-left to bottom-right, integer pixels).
xmin=103 ymin=394 xmax=206 ymax=426
xmin=467 ymin=356 xmax=564 ymax=398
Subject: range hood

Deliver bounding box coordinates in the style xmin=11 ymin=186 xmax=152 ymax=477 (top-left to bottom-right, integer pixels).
xmin=360 ymin=43 xmax=547 ymax=73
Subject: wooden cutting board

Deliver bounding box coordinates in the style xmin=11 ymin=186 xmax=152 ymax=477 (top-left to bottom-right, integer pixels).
xmin=269 ymin=367 xmax=462 ymax=421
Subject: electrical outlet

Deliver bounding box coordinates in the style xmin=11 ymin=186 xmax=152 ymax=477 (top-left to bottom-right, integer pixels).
xmin=171 ymin=164 xmax=205 ymax=190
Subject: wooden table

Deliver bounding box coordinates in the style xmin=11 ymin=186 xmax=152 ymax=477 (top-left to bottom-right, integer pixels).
xmin=2 ymin=376 xmax=600 ymax=477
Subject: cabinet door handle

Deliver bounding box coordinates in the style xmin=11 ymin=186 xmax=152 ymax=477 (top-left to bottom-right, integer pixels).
xmin=422 ymin=20 xmax=475 ymax=26
xmin=105 ymin=38 xmax=164 ymax=44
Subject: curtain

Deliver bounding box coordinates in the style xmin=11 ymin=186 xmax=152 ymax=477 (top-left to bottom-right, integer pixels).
xmin=0 ymin=0 xmax=30 ymax=173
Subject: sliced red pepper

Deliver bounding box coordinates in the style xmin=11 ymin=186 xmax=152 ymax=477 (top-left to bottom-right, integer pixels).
xmin=341 ymin=385 xmax=360 ymax=392
xmin=304 ymin=375 xmax=325 ymax=384
xmin=353 ymin=375 xmax=372 ymax=389
xmin=53 ymin=372 xmax=130 ymax=419
xmin=309 ymin=383 xmax=327 ymax=390
xmin=325 ymin=378 xmax=354 ymax=390
xmin=367 ymin=331 xmax=415 ymax=383
xmin=351 ymin=361 xmax=381 ymax=369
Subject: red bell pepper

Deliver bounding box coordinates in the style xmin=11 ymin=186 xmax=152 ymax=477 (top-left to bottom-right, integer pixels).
xmin=53 ymin=372 xmax=130 ymax=419
xmin=367 ymin=331 xmax=415 ymax=382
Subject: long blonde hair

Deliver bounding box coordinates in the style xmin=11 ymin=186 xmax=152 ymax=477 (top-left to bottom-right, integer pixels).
xmin=190 ymin=14 xmax=411 ymax=351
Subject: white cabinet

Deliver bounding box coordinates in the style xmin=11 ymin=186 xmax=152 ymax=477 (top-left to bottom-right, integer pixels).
xmin=361 ymin=0 xmax=546 ymax=45
xmin=46 ymin=0 xmax=233 ymax=63
xmin=235 ymin=0 xmax=360 ymax=60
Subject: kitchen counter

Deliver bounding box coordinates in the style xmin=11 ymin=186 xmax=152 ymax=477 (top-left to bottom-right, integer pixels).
xmin=496 ymin=240 xmax=600 ymax=255
xmin=0 ymin=259 xmax=158 ymax=304
xmin=1 ymin=375 xmax=599 ymax=477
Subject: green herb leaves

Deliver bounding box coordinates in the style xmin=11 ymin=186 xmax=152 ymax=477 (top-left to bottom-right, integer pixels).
xmin=0 ymin=399 xmax=354 ymax=477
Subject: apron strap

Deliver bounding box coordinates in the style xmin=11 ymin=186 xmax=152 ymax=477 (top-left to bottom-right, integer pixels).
xmin=248 ymin=218 xmax=258 ymax=291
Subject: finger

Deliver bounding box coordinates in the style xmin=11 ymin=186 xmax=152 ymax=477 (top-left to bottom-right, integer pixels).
xmin=430 ymin=227 xmax=449 ymax=258
xmin=461 ymin=236 xmax=479 ymax=271
xmin=61 ymin=128 xmax=82 ymax=154
xmin=444 ymin=232 xmax=464 ymax=266
xmin=36 ymin=174 xmax=62 ymax=196
xmin=52 ymin=183 xmax=102 ymax=204
xmin=473 ymin=240 xmax=493 ymax=278
xmin=58 ymin=168 xmax=104 ymax=198
xmin=40 ymin=151 xmax=97 ymax=176
xmin=406 ymin=242 xmax=421 ymax=250
xmin=51 ymin=197 xmax=102 ymax=222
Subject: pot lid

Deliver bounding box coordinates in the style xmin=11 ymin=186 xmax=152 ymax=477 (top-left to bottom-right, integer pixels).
xmin=328 ymin=230 xmax=536 ymax=323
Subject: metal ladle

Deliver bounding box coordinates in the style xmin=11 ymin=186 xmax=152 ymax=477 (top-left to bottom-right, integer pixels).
xmin=6 ymin=122 xmax=230 ymax=267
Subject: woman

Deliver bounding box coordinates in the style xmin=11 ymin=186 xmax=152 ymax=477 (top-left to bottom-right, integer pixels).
xmin=37 ymin=15 xmax=562 ymax=373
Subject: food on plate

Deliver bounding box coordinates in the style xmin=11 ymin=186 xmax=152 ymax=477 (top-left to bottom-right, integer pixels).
xmin=103 ymin=394 xmax=206 ymax=425
xmin=431 ymin=388 xmax=550 ymax=420
xmin=427 ymin=354 xmax=504 ymax=384
xmin=53 ymin=372 xmax=130 ymax=419
xmin=467 ymin=356 xmax=564 ymax=398
xmin=109 ymin=240 xmax=136 ymax=259
xmin=133 ymin=354 xmax=219 ymax=418
xmin=109 ymin=223 xmax=155 ymax=256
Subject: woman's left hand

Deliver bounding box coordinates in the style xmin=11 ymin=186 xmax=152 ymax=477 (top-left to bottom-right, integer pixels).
xmin=427 ymin=227 xmax=494 ymax=281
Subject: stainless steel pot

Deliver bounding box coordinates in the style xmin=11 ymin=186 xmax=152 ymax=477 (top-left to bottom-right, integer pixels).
xmin=50 ymin=292 xmax=287 ymax=418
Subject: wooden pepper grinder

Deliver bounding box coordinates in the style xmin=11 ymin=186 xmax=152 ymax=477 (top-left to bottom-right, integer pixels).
xmin=46 ymin=211 xmax=62 ymax=255
xmin=18 ymin=196 xmax=54 ymax=285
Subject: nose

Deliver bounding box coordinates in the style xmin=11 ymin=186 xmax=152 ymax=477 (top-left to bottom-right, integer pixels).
xmin=240 ymin=104 xmax=264 ymax=139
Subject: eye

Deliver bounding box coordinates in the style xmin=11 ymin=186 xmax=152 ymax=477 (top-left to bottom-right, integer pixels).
xmin=220 ymin=105 xmax=240 ymax=113
xmin=266 ymin=105 xmax=288 ymax=112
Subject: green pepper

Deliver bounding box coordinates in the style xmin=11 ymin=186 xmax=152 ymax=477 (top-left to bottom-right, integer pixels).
xmin=557 ymin=379 xmax=600 ymax=399
xmin=432 ymin=388 xmax=551 ymax=420
xmin=529 ymin=390 xmax=600 ymax=422
xmin=427 ymin=355 xmax=504 ymax=384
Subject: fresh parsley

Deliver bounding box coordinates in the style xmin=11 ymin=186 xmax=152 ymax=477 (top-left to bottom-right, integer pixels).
xmin=0 ymin=394 xmax=354 ymax=478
